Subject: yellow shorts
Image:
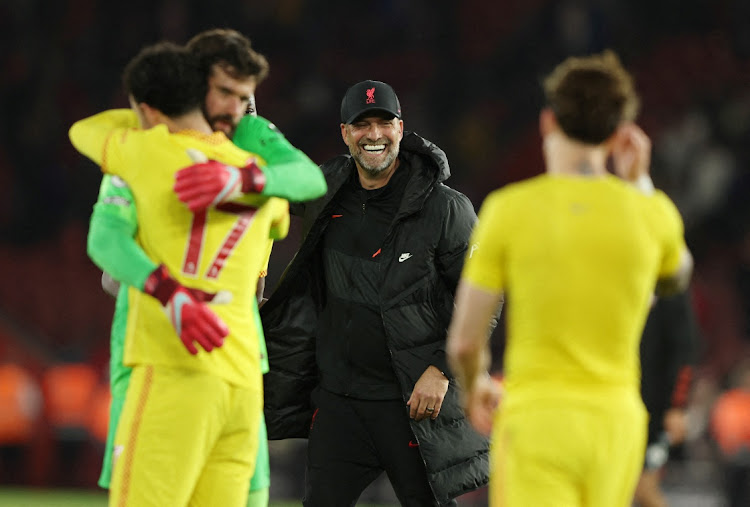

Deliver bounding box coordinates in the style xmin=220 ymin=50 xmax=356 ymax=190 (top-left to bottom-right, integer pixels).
xmin=109 ymin=365 xmax=261 ymax=507
xmin=490 ymin=390 xmax=647 ymax=507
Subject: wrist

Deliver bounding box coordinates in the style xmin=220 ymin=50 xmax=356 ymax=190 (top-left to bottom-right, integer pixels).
xmin=430 ymin=365 xmax=447 ymax=377
xmin=239 ymin=161 xmax=266 ymax=194
xmin=143 ymin=264 xmax=179 ymax=306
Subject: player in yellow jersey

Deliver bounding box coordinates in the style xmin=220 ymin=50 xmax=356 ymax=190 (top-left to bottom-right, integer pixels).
xmin=446 ymin=50 xmax=693 ymax=507
xmin=69 ymin=42 xmax=290 ymax=507
xmin=91 ymin=29 xmax=326 ymax=507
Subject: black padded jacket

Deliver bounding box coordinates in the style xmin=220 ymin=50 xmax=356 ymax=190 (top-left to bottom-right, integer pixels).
xmin=260 ymin=132 xmax=490 ymax=503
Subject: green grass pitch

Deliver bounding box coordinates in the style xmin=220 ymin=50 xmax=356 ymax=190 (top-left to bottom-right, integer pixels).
xmin=0 ymin=488 xmax=316 ymax=507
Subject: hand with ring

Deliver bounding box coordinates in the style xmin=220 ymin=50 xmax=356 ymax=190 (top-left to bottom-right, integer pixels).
xmin=407 ymin=366 xmax=449 ymax=421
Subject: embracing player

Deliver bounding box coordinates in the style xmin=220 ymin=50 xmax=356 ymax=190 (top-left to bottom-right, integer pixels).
xmin=71 ymin=42 xmax=323 ymax=506
xmin=91 ymin=29 xmax=325 ymax=507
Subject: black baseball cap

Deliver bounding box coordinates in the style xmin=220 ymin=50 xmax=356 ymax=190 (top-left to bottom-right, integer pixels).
xmin=340 ymin=80 xmax=402 ymax=124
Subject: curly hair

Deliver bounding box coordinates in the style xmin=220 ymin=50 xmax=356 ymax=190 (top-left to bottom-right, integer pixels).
xmin=186 ymin=28 xmax=269 ymax=85
xmin=543 ymin=50 xmax=640 ymax=145
xmin=123 ymin=41 xmax=206 ymax=117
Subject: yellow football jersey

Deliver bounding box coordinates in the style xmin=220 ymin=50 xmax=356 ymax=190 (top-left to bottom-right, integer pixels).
xmin=70 ymin=109 xmax=289 ymax=389
xmin=463 ymin=173 xmax=687 ymax=395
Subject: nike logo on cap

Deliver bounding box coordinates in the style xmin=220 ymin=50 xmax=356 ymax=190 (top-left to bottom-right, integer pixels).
xmin=398 ymin=253 xmax=412 ymax=263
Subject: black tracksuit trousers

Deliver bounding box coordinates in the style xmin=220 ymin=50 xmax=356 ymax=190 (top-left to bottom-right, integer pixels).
xmin=303 ymin=388 xmax=456 ymax=507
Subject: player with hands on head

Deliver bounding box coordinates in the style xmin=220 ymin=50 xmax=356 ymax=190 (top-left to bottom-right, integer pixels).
xmin=447 ymin=50 xmax=693 ymax=507
xmin=612 ymin=122 xmax=655 ymax=194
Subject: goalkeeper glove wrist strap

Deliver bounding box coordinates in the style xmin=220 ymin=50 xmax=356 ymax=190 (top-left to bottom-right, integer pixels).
xmin=239 ymin=162 xmax=266 ymax=194
xmin=144 ymin=265 xmax=179 ymax=306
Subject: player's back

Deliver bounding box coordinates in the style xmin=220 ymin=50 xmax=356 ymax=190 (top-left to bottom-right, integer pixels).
xmin=493 ymin=173 xmax=681 ymax=396
xmin=99 ymin=123 xmax=286 ymax=389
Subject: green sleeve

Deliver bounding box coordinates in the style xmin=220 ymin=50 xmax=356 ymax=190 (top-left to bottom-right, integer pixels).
xmin=232 ymin=115 xmax=327 ymax=202
xmin=86 ymin=175 xmax=156 ymax=290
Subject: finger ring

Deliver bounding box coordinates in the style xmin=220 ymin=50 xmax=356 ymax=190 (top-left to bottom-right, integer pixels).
xmin=426 ymin=407 xmax=435 ymax=412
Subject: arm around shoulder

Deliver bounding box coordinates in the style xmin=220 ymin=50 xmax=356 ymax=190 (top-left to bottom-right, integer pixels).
xmin=69 ymin=109 xmax=139 ymax=166
xmin=258 ymin=158 xmax=327 ymax=203
xmin=233 ymin=115 xmax=327 ymax=202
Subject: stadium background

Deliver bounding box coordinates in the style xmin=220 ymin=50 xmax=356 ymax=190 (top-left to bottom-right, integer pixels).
xmin=1 ymin=0 xmax=749 ymax=505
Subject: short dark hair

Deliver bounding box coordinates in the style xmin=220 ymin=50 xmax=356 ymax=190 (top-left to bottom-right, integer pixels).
xmin=186 ymin=28 xmax=270 ymax=85
xmin=544 ymin=50 xmax=640 ymax=145
xmin=123 ymin=41 xmax=206 ymax=117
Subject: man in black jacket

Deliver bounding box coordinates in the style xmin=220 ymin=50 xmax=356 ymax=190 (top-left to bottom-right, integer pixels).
xmin=260 ymin=80 xmax=490 ymax=506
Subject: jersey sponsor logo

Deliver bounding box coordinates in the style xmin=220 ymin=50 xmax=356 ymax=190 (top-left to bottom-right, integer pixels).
xmin=102 ymin=196 xmax=131 ymax=207
xmin=398 ymin=252 xmax=413 ymax=263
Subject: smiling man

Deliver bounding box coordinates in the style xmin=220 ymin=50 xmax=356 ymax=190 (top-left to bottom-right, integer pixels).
xmin=259 ymin=80 xmax=491 ymax=506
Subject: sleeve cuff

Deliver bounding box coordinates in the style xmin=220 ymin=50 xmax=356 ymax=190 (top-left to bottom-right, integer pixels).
xmin=430 ymin=351 xmax=451 ymax=379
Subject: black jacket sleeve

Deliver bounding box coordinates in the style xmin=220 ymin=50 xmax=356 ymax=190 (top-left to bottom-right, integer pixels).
xmin=436 ymin=192 xmax=477 ymax=292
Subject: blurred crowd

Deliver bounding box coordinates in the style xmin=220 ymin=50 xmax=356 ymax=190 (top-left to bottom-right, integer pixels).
xmin=1 ymin=0 xmax=749 ymax=503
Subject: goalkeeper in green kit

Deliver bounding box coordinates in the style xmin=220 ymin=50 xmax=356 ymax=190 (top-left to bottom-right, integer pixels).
xmin=91 ymin=29 xmax=326 ymax=507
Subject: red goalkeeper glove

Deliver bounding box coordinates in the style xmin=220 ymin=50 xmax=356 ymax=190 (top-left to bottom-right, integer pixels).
xmin=174 ymin=149 xmax=266 ymax=212
xmin=143 ymin=265 xmax=230 ymax=355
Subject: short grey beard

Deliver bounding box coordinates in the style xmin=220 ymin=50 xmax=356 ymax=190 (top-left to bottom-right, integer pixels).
xmin=351 ymin=148 xmax=398 ymax=178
